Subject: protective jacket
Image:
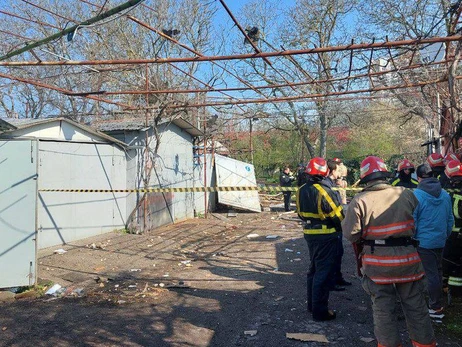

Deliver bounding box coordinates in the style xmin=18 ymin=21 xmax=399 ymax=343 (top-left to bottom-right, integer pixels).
xmin=297 ymin=177 xmax=344 ymax=235
xmin=297 ymin=169 xmax=308 ymax=187
xmin=342 ymin=181 xmax=425 ymax=284
xmin=444 ymin=183 xmax=462 ymax=288
xmin=448 ymin=186 xmax=462 ymax=232
xmin=280 ymin=172 xmax=294 ymax=187
xmin=390 ymin=172 xmax=418 ymax=188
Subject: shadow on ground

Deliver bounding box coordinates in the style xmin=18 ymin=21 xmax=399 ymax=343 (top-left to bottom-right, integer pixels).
xmin=0 ymin=212 xmax=461 ymax=347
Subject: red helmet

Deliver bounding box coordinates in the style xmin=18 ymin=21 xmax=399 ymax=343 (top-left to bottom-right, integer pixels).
xmin=427 ymin=153 xmax=445 ymax=168
xmin=445 ymin=159 xmax=462 ymax=178
xmin=397 ymin=159 xmax=414 ymax=172
xmin=305 ymin=157 xmax=329 ymax=177
xmin=359 ymin=156 xmax=390 ymax=184
xmin=444 ymin=153 xmax=460 ymax=164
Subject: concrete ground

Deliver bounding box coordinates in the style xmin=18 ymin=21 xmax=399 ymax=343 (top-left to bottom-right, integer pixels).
xmin=0 ymin=207 xmax=461 ymax=347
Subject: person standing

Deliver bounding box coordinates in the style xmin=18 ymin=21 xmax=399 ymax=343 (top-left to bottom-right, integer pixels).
xmin=296 ymin=163 xmax=308 ymax=187
xmin=390 ymin=159 xmax=418 ymax=188
xmin=442 ymin=160 xmax=462 ymax=301
xmin=413 ymin=163 xmax=453 ymax=319
xmin=342 ymin=156 xmax=436 ymax=347
xmin=296 ymin=157 xmax=344 ymax=321
xmin=439 ymin=153 xmax=459 ymax=189
xmin=280 ymin=166 xmax=295 ymax=211
xmin=327 ymin=158 xmax=351 ymax=289
xmin=427 ymin=153 xmax=446 ymax=179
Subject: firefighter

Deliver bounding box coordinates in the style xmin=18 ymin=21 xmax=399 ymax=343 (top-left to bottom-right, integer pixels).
xmin=296 ymin=163 xmax=308 ymax=187
xmin=440 ymin=153 xmax=460 ymax=189
xmin=442 ymin=160 xmax=462 ymax=300
xmin=342 ymin=156 xmax=436 ymax=347
xmin=280 ymin=166 xmax=295 ymax=211
xmin=390 ymin=159 xmax=418 ymax=188
xmin=296 ymin=157 xmax=344 ymax=321
xmin=427 ymin=153 xmax=445 ymax=179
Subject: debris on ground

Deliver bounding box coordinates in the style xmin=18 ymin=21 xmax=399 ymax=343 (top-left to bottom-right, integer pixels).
xmin=45 ymin=284 xmax=62 ymax=295
xmin=53 ymin=249 xmax=67 ymax=255
xmin=360 ymin=337 xmax=376 ymax=343
xmin=1 ymin=210 xmax=458 ymax=346
xmin=244 ymin=330 xmax=258 ymax=336
xmin=286 ymin=333 xmax=329 ymax=343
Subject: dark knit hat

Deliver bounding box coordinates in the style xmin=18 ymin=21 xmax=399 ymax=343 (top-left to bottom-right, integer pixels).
xmin=416 ymin=163 xmax=432 ymax=178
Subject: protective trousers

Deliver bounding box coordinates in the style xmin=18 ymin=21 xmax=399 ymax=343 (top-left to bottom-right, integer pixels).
xmin=283 ymin=191 xmax=292 ymax=211
xmin=304 ymin=233 xmax=337 ymax=319
xmin=361 ymin=275 xmax=436 ymax=347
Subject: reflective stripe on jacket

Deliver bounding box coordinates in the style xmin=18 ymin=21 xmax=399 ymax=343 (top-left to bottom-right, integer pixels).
xmin=390 ymin=177 xmax=418 ymax=188
xmin=364 ymin=220 xmax=415 ymax=237
xmin=297 ymin=178 xmax=344 ymax=235
xmin=452 ymin=193 xmax=462 ymax=232
xmin=341 ymin=182 xmax=424 ymax=284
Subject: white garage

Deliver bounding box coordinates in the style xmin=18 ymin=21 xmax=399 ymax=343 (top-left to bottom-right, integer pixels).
xmin=0 ymin=117 xmax=128 ymax=287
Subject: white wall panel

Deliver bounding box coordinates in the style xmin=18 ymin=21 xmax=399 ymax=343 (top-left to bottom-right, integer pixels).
xmin=0 ymin=140 xmax=37 ymax=288
xmin=37 ymin=141 xmax=127 ymax=248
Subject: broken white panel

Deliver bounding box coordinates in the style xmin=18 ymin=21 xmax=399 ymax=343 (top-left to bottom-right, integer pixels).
xmin=215 ymin=154 xmax=261 ymax=212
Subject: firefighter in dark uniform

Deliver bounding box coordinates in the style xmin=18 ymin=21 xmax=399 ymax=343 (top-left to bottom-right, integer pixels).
xmin=427 ymin=153 xmax=445 ymax=178
xmin=296 ymin=157 xmax=344 ymax=321
xmin=443 ymin=160 xmax=462 ymax=296
xmin=440 ymin=153 xmax=460 ymax=189
xmin=280 ymin=166 xmax=295 ymax=211
xmin=390 ymin=159 xmax=418 ymax=188
xmin=296 ymin=163 xmax=308 ymax=187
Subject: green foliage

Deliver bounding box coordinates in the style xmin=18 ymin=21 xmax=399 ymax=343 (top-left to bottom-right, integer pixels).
xmin=329 ymin=102 xmax=427 ymax=174
xmin=15 ymin=286 xmax=32 ymax=294
xmin=15 ymin=280 xmax=54 ymax=297
xmin=228 ymin=129 xmax=302 ymax=180
xmin=224 ymin=102 xmax=427 ymax=183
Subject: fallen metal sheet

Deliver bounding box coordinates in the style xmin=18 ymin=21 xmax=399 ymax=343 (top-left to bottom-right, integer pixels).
xmin=215 ymin=154 xmax=261 ymax=213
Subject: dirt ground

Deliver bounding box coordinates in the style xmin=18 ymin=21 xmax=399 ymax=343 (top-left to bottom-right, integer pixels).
xmin=1 ymin=198 xmax=462 ymax=347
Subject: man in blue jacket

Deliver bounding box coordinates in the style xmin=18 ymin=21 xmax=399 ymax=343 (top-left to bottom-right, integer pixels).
xmin=413 ymin=163 xmax=454 ymax=319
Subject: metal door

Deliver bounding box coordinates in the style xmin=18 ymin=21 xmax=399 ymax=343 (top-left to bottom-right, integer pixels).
xmin=0 ymin=140 xmax=37 ymax=288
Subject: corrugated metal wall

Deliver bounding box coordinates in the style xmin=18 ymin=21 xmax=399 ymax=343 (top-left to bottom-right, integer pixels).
xmin=118 ymin=123 xmax=214 ymax=232
xmin=37 ymin=141 xmax=127 ymax=248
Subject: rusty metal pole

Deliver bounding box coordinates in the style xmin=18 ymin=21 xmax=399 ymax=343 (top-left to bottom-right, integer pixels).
xmin=143 ymin=63 xmax=149 ymax=232
xmin=203 ymin=118 xmax=208 ymax=218
xmin=249 ymin=117 xmax=254 ymax=164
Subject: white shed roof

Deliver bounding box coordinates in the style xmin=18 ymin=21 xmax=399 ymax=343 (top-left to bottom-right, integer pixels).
xmin=0 ymin=117 xmax=126 ymax=148
xmin=94 ymin=117 xmax=203 ymax=137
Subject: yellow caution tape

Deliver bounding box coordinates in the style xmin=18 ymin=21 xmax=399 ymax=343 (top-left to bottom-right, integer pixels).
xmin=39 ymin=186 xmax=363 ymax=193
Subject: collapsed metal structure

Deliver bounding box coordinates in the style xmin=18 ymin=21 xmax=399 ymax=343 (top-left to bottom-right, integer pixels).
xmin=1 ymin=0 xmax=462 ymax=155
